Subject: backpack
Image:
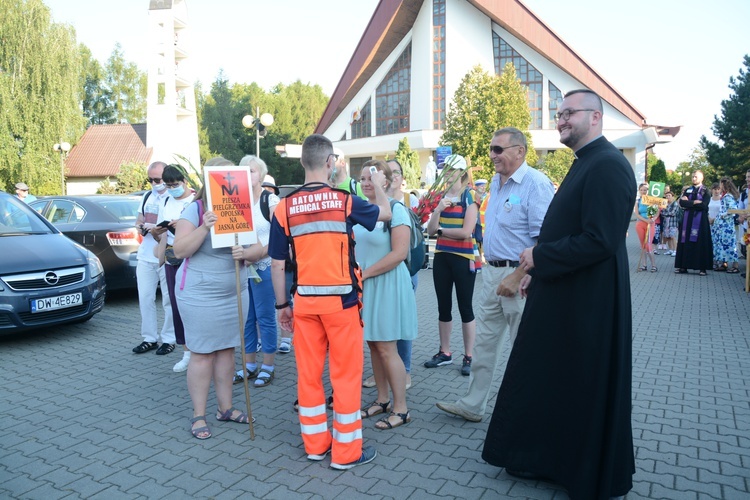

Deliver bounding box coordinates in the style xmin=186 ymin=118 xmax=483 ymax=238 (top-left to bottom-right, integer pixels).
xmin=259 ymin=189 xmax=271 ymax=223
xmin=387 ymin=198 xmax=426 ymax=276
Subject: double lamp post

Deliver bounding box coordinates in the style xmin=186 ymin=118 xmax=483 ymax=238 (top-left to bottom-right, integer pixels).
xmin=242 ymin=107 xmax=274 ymax=161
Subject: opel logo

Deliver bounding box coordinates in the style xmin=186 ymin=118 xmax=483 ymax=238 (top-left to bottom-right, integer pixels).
xmin=44 ymin=272 xmax=60 ymax=285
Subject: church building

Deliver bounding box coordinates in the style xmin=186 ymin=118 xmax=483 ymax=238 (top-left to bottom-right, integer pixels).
xmin=315 ymin=0 xmax=678 ymax=182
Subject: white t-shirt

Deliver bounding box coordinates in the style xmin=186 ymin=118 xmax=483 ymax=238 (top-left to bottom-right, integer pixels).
xmin=137 ymin=190 xmax=170 ymax=263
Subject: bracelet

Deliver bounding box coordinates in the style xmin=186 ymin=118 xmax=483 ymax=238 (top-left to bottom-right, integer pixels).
xmin=274 ymin=301 xmax=290 ymax=310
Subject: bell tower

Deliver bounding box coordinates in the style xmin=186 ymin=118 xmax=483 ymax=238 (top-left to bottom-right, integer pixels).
xmin=146 ymin=0 xmax=200 ymax=170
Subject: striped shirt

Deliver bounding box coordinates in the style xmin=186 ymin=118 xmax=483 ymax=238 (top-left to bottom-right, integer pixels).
xmin=435 ymin=187 xmax=480 ymax=263
xmin=483 ymin=162 xmax=554 ymax=261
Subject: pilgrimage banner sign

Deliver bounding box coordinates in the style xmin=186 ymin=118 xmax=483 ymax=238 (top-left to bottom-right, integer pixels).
xmin=204 ymin=166 xmax=257 ymax=248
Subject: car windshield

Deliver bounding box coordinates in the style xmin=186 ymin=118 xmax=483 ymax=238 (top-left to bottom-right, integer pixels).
xmin=95 ymin=198 xmax=140 ymax=223
xmin=0 ymin=193 xmax=55 ymax=235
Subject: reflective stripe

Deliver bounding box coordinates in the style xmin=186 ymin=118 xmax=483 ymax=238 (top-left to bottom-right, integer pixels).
xmin=297 ymin=285 xmax=353 ymax=295
xmin=333 ymin=409 xmax=361 ymax=425
xmin=298 ymin=403 xmax=327 ymax=418
xmin=300 ymin=422 xmax=328 ymax=435
xmin=290 ymin=221 xmax=347 ymax=236
xmin=333 ymin=428 xmax=362 ymax=444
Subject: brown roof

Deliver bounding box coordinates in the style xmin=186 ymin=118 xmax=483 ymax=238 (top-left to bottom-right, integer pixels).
xmin=316 ymin=0 xmax=646 ymax=134
xmin=66 ymin=124 xmax=153 ymax=178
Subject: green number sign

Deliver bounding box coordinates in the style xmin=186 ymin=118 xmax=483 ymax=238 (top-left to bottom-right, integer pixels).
xmin=649 ymin=181 xmax=665 ymax=198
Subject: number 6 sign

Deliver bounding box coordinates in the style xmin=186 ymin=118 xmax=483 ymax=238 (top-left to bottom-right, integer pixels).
xmin=648 ymin=181 xmax=665 ymax=197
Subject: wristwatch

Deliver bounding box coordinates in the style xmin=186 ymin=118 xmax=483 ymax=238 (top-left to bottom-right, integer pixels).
xmin=437 ymin=228 xmax=443 ymax=236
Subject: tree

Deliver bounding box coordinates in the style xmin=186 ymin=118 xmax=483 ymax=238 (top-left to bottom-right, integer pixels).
xmin=701 ymin=55 xmax=750 ymax=184
xmin=648 ymin=157 xmax=668 ymax=184
xmin=104 ymin=44 xmax=147 ymax=124
xmin=537 ymin=148 xmax=575 ymax=186
xmin=200 ymin=75 xmax=328 ymax=185
xmin=394 ymin=137 xmax=420 ymax=189
xmin=440 ymin=64 xmax=538 ymax=182
xmin=0 ymin=0 xmax=84 ymax=194
xmin=79 ymin=44 xmax=113 ymax=125
xmin=96 ymin=161 xmax=147 ymax=194
xmin=674 ymin=145 xmax=717 ymax=190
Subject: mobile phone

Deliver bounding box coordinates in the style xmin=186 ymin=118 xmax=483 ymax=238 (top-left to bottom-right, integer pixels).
xmin=157 ymin=220 xmax=171 ymax=228
xmin=369 ymin=166 xmax=377 ymax=175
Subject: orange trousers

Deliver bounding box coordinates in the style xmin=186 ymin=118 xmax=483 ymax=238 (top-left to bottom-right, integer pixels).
xmin=294 ymin=307 xmax=363 ymax=464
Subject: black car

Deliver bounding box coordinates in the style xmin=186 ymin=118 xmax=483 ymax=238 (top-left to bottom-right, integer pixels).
xmin=30 ymin=195 xmax=142 ymax=290
xmin=0 ymin=191 xmax=106 ymax=334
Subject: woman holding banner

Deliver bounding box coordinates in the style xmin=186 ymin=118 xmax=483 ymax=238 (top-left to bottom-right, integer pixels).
xmin=173 ymin=157 xmax=251 ymax=440
xmin=634 ymin=183 xmax=658 ymax=272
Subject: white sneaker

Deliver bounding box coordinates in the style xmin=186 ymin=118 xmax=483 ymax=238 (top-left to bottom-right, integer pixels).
xmin=173 ymin=353 xmax=190 ymax=372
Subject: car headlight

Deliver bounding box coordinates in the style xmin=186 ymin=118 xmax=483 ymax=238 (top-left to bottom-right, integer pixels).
xmin=87 ymin=251 xmax=104 ymax=279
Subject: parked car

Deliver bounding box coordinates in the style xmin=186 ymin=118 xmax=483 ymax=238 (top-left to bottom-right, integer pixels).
xmin=30 ymin=195 xmax=142 ymax=290
xmin=0 ymin=191 xmax=106 ymax=334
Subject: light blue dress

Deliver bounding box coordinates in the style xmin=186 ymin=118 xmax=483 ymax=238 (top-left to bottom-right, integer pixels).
xmin=353 ymin=202 xmax=418 ymax=342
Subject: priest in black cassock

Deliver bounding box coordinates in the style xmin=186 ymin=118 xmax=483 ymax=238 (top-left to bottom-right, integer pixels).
xmin=674 ymin=170 xmax=712 ymax=275
xmin=481 ymin=89 xmax=636 ymax=500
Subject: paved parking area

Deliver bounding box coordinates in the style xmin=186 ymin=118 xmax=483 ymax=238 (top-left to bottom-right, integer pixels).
xmin=1 ymin=221 xmax=749 ymax=499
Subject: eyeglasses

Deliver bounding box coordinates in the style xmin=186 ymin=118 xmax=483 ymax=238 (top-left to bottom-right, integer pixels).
xmin=328 ymin=153 xmax=339 ymax=162
xmin=489 ymin=145 xmax=521 ymax=155
xmin=392 ymin=170 xmax=402 ymax=176
xmin=147 ymin=177 xmax=162 ymax=184
xmin=554 ymin=109 xmax=596 ymax=123
xmin=165 ymin=182 xmax=182 ymax=189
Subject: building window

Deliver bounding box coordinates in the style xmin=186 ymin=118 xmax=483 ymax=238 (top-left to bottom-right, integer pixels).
xmin=351 ymin=98 xmax=371 ymax=139
xmin=493 ymin=33 xmax=543 ymax=129
xmin=433 ymin=0 xmax=446 ymax=129
xmin=548 ymin=81 xmax=563 ymax=129
xmin=376 ymin=43 xmax=411 ymax=136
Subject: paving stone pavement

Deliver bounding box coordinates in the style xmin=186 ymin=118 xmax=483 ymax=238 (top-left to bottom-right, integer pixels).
xmin=1 ymin=221 xmax=749 ymax=499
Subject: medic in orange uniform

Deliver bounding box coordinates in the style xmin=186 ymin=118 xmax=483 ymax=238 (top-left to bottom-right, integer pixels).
xmin=268 ymin=134 xmax=391 ymax=470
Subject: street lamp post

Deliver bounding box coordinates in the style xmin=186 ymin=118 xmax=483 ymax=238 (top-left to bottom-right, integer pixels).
xmin=242 ymin=106 xmax=274 ymax=161
xmin=53 ymin=141 xmax=71 ymax=195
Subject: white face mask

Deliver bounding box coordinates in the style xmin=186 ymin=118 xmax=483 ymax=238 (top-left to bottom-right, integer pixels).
xmin=153 ymin=182 xmax=167 ymax=194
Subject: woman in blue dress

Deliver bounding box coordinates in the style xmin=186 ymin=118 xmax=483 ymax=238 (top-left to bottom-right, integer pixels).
xmin=354 ymin=160 xmax=418 ymax=430
xmin=713 ymin=177 xmax=741 ymax=273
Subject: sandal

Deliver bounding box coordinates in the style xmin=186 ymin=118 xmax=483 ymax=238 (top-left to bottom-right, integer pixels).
xmin=190 ymin=416 xmax=211 ymax=439
xmin=699 ymin=271 xmax=707 ymax=276
xmin=727 ymin=267 xmax=740 ymax=274
xmin=233 ymin=366 xmax=259 ymax=385
xmin=650 ymin=266 xmax=657 ymax=273
xmin=637 ymin=266 xmax=647 ymax=272
xmin=675 ymin=268 xmax=687 ymax=274
xmin=361 ymin=400 xmax=391 ymax=418
xmin=216 ymin=407 xmax=252 ymax=424
xmin=362 ymin=376 xmax=376 ymax=388
xmin=132 ymin=341 xmax=158 ymax=354
xmin=253 ymin=368 xmax=274 ymax=387
xmin=374 ymin=411 xmax=412 ymax=430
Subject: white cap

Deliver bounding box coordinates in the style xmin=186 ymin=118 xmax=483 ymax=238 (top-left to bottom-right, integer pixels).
xmin=440 ymin=154 xmax=467 ymax=170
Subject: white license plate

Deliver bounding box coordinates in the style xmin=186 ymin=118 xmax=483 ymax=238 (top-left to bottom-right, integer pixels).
xmin=31 ymin=293 xmax=83 ymax=313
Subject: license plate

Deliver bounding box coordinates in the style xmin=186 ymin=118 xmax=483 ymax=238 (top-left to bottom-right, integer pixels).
xmin=31 ymin=293 xmax=83 ymax=313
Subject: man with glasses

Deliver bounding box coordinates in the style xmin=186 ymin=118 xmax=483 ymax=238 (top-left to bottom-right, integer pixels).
xmin=133 ymin=161 xmax=176 ymax=356
xmin=436 ymin=127 xmax=553 ymax=423
xmin=14 ymin=182 xmax=37 ymax=203
xmin=482 ymin=90 xmax=636 ymax=499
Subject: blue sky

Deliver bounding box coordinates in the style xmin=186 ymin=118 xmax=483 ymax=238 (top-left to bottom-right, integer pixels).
xmin=44 ymin=0 xmax=749 ymax=169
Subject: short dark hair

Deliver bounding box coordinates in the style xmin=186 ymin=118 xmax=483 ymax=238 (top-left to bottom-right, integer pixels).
xmin=494 ymin=127 xmax=527 ymax=149
xmin=162 ymin=164 xmax=186 ymax=183
xmin=301 ymin=134 xmax=333 ymax=171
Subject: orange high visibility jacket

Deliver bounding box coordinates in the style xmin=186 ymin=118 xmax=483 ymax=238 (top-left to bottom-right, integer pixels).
xmin=282 ymin=184 xmax=360 ymax=297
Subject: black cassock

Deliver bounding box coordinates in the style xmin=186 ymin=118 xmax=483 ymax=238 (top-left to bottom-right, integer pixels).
xmin=482 ymin=136 xmax=636 ymax=500
xmin=674 ymin=184 xmax=712 ymax=271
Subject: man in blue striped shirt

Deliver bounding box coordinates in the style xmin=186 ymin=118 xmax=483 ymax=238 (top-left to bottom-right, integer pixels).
xmin=436 ymin=127 xmax=554 ymax=422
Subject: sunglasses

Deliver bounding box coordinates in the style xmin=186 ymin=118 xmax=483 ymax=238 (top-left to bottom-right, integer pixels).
xmin=148 ymin=178 xmax=162 ymax=184
xmin=489 ymin=145 xmax=521 ymax=155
